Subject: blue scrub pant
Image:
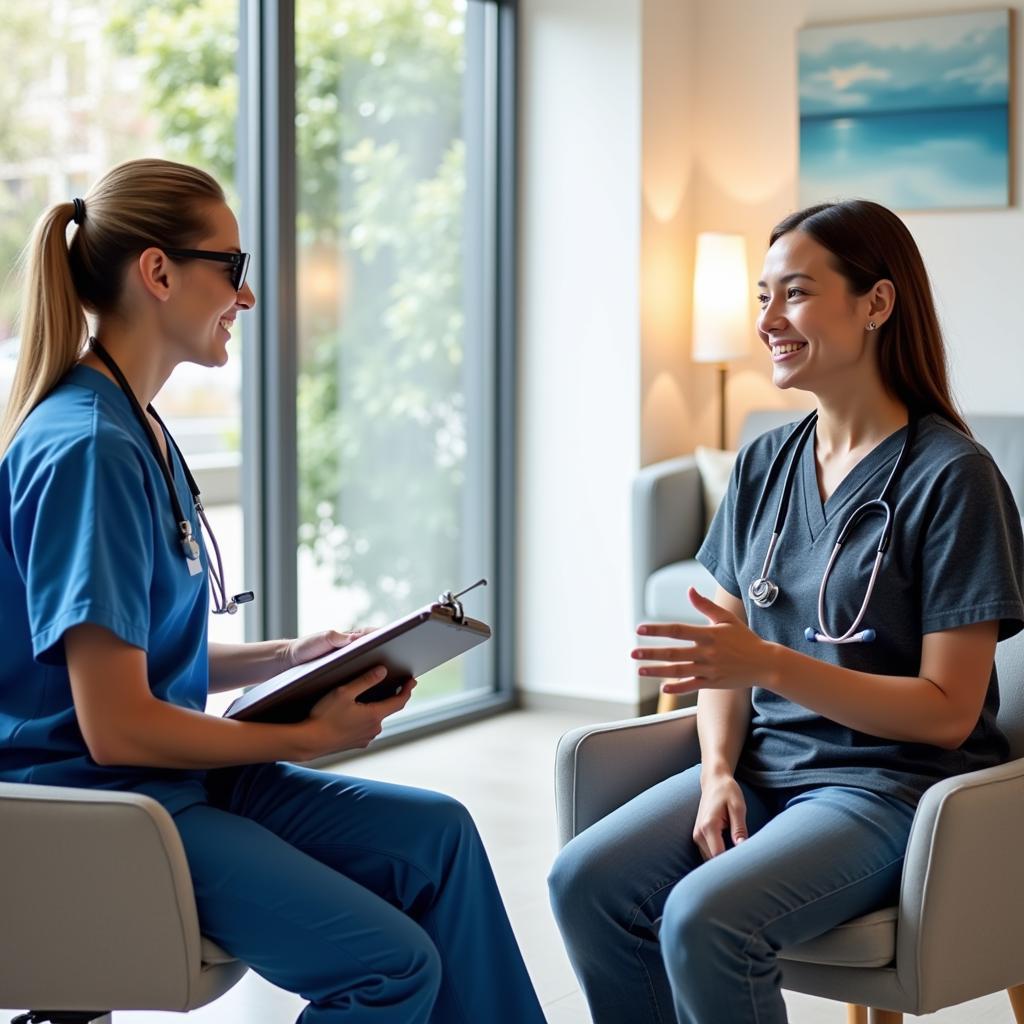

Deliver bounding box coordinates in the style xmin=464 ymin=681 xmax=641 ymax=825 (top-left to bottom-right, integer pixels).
xmin=172 ymin=761 xmax=545 ymax=1024
xmin=548 ymin=763 xmax=916 ymax=1024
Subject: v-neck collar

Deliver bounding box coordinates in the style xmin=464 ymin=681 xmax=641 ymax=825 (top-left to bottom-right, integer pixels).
xmin=800 ymin=422 xmax=909 ymax=541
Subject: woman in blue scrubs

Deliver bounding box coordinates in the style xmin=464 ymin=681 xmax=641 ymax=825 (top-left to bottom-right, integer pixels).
xmin=0 ymin=158 xmax=545 ymax=1024
xmin=549 ymin=199 xmax=1024 ymax=1023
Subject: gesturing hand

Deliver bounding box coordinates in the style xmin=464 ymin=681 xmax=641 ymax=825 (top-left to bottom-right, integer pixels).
xmin=631 ymin=587 xmax=773 ymax=696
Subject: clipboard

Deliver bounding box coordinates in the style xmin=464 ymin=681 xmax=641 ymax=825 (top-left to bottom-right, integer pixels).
xmin=223 ymin=581 xmax=491 ymax=724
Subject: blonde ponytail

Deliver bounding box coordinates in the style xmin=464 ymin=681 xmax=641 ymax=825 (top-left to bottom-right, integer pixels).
xmin=0 ymin=203 xmax=87 ymax=455
xmin=0 ymin=158 xmax=224 ymax=457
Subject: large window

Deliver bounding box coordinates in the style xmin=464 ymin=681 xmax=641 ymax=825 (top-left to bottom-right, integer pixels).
xmin=292 ymin=0 xmax=499 ymax=713
xmin=1 ymin=0 xmax=513 ymax=729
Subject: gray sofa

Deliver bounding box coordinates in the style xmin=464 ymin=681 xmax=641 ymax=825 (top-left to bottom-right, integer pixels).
xmin=634 ymin=410 xmax=1024 ymax=625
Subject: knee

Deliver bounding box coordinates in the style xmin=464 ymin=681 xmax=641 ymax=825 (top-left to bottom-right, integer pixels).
xmin=372 ymin=921 xmax=442 ymax=1009
xmin=403 ymin=928 xmax=443 ymax=1003
xmin=547 ymin=842 xmax=580 ymax=915
xmin=659 ymin=875 xmax=742 ymax=969
xmin=309 ymin=919 xmax=442 ymax=1012
xmin=416 ymin=791 xmax=487 ymax=879
xmin=429 ymin=791 xmax=475 ymax=831
xmin=660 ymin=878 xmax=706 ymax=955
xmin=547 ymin=835 xmax=615 ymax=933
xmin=424 ymin=791 xmax=479 ymax=852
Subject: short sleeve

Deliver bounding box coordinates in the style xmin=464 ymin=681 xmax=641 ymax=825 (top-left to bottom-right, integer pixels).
xmin=696 ymin=451 xmax=745 ymax=599
xmin=918 ymin=453 xmax=1024 ymax=641
xmin=9 ymin=432 xmax=155 ymax=664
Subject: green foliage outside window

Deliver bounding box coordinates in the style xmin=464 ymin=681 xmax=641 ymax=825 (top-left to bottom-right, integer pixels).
xmin=106 ymin=0 xmax=468 ymax=622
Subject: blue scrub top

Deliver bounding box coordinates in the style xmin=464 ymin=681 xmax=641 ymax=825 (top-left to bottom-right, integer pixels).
xmin=0 ymin=365 xmax=210 ymax=813
xmin=698 ymin=414 xmax=1024 ymax=807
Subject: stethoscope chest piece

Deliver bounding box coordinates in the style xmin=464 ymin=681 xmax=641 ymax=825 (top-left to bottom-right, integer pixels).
xmin=179 ymin=525 xmax=201 ymax=562
xmin=748 ymin=577 xmax=779 ymax=608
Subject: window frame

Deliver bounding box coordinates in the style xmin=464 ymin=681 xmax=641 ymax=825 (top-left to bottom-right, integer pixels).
xmin=239 ymin=0 xmax=518 ymax=745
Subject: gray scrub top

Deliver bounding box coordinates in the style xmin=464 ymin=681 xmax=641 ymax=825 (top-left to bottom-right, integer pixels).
xmin=697 ymin=413 xmax=1024 ymax=807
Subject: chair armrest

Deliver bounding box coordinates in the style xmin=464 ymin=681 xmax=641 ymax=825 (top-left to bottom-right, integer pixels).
xmin=555 ymin=708 xmax=700 ymax=847
xmin=0 ymin=782 xmax=204 ymax=1011
xmin=632 ymin=457 xmax=703 ymax=622
xmin=895 ymin=757 xmax=1024 ymax=1012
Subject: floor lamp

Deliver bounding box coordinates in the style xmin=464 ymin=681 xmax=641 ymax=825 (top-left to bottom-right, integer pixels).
xmin=655 ymin=233 xmax=751 ymax=715
xmin=691 ymin=232 xmax=750 ymax=449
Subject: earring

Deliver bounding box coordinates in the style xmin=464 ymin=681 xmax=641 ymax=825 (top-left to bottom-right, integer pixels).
xmin=866 ymin=320 xmax=878 ymax=331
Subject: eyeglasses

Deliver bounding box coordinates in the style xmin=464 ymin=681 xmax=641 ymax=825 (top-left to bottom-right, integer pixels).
xmin=163 ymin=248 xmax=251 ymax=292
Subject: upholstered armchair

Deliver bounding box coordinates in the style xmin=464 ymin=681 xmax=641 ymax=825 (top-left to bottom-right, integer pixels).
xmin=554 ymin=630 xmax=1024 ymax=1022
xmin=0 ymin=784 xmax=246 ymax=1023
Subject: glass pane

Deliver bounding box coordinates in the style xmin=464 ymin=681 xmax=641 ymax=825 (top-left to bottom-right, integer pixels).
xmin=0 ymin=1 xmax=246 ymax=684
xmin=295 ymin=0 xmax=496 ymax=713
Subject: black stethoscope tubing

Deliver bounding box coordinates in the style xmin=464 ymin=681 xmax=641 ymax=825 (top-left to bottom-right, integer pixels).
xmin=88 ymin=337 xmax=253 ymax=615
xmin=748 ymin=410 xmax=916 ymax=644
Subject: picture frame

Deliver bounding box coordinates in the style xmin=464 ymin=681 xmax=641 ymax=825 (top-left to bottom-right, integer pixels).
xmin=798 ymin=9 xmax=1014 ymax=210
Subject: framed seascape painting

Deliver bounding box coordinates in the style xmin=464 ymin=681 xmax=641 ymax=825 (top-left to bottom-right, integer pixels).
xmin=798 ymin=10 xmax=1013 ymax=210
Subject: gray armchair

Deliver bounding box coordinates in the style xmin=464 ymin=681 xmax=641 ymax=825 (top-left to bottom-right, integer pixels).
xmin=633 ymin=411 xmax=1024 ymax=626
xmin=632 ymin=410 xmax=799 ymax=625
xmin=0 ymin=784 xmax=246 ymax=1023
xmin=554 ymin=627 xmax=1024 ymax=1022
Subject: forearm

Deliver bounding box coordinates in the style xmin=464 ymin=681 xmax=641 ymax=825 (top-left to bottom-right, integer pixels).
xmin=697 ymin=688 xmax=751 ymax=778
xmin=94 ymin=695 xmax=316 ymax=769
xmin=208 ymin=639 xmax=291 ymax=692
xmin=762 ymin=643 xmax=967 ymax=749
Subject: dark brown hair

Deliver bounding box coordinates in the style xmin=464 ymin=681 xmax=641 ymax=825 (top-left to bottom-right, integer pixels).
xmin=770 ymin=199 xmax=970 ymax=436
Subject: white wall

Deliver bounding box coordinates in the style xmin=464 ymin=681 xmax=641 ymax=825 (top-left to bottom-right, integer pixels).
xmin=641 ymin=0 xmax=698 ymax=466
xmin=517 ymin=0 xmax=643 ymax=707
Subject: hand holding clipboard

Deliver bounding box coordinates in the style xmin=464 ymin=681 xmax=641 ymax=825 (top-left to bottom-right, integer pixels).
xmin=224 ymin=580 xmax=491 ymax=725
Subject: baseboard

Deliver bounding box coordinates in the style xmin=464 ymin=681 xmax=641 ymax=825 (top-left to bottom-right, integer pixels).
xmin=515 ymin=689 xmax=661 ymax=720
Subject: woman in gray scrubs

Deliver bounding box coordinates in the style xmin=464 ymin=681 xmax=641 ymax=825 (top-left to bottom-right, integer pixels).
xmin=548 ymin=199 xmax=1024 ymax=1024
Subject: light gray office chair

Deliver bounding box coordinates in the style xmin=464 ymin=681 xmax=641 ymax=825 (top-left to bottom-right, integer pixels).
xmin=0 ymin=784 xmax=247 ymax=1023
xmin=554 ymin=629 xmax=1024 ymax=1023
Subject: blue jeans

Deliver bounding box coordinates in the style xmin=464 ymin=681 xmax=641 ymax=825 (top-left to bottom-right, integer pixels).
xmin=548 ymin=764 xmax=916 ymax=1024
xmin=173 ymin=762 xmax=545 ymax=1024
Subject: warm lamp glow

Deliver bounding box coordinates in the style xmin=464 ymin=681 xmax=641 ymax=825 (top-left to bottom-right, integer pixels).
xmin=691 ymin=232 xmax=750 ymax=364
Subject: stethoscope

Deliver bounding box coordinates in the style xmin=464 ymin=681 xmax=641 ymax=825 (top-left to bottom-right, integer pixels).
xmin=748 ymin=409 xmax=916 ymax=645
xmin=89 ymin=338 xmax=255 ymax=616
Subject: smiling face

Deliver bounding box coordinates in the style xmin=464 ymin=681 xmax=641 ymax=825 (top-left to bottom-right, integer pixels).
xmin=164 ymin=201 xmax=256 ymax=368
xmin=756 ymin=229 xmax=887 ymax=398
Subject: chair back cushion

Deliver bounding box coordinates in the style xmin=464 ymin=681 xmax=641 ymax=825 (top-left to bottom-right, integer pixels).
xmin=971 ymin=414 xmax=1024 ymax=513
xmin=997 ymin=628 xmax=1024 ymax=760
xmin=739 ymin=409 xmax=803 ymax=447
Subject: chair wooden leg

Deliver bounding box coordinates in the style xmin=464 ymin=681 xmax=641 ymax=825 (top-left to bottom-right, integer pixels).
xmin=656 ymin=690 xmax=685 ymax=714
xmin=1008 ymin=984 xmax=1024 ymax=1024
xmin=867 ymin=1011 xmax=902 ymax=1024
xmin=846 ymin=1006 xmax=868 ymax=1024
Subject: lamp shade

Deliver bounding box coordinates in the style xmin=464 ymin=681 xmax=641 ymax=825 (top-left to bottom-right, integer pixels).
xmin=691 ymin=232 xmax=750 ymax=364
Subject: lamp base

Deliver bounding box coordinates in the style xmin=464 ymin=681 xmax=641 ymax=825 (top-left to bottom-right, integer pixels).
xmin=717 ymin=364 xmax=727 ymax=449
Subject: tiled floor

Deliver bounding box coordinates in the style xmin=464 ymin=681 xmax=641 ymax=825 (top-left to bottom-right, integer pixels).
xmin=7 ymin=709 xmax=1017 ymax=1023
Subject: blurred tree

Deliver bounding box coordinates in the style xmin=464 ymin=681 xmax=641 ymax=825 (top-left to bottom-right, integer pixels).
xmin=0 ymin=8 xmax=58 ymax=338
xmin=107 ymin=0 xmax=468 ymax=620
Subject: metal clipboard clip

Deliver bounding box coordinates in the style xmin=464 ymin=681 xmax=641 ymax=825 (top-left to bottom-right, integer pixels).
xmin=437 ymin=578 xmax=488 ymax=624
